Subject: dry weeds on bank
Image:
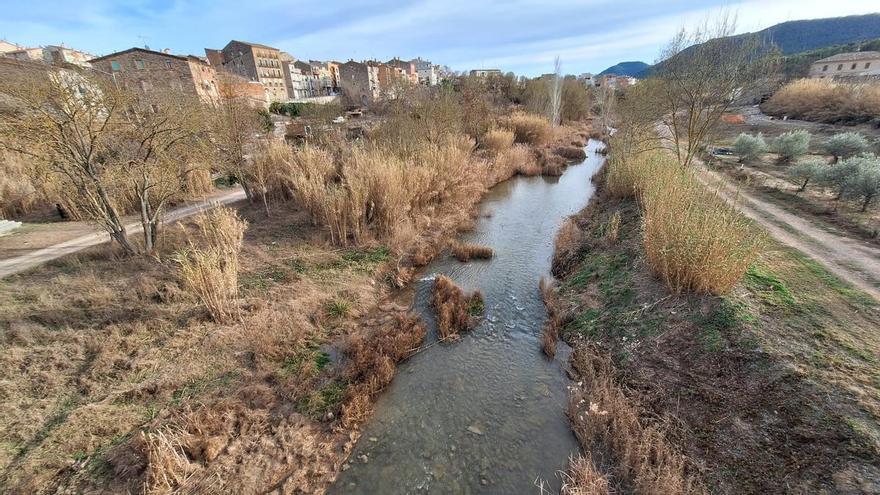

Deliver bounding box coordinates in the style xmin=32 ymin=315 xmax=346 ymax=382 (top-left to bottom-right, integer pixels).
xmin=763 ymin=78 xmax=880 ymax=125
xmin=431 ymin=275 xmax=484 ymax=340
xmin=451 ymin=242 xmax=494 ymax=262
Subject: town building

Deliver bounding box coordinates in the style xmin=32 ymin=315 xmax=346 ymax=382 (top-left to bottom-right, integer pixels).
xmin=470 ymin=69 xmax=502 ymax=78
xmin=206 ymin=40 xmax=288 ymax=102
xmin=595 ymin=74 xmax=636 ymax=90
xmin=578 ymin=73 xmax=596 ymax=87
xmin=5 ymin=47 xmax=44 ymax=63
xmin=411 ymin=57 xmax=438 ymax=85
xmin=42 ymin=45 xmax=96 ymax=67
xmin=309 ymin=60 xmax=340 ymax=95
xmin=809 ymin=51 xmax=880 ymax=80
xmin=0 ymin=40 xmax=23 ymax=54
xmin=387 ymin=58 xmax=418 ymax=85
xmin=338 ymin=60 xmax=379 ymax=105
xmin=89 ymin=47 xmax=219 ymax=104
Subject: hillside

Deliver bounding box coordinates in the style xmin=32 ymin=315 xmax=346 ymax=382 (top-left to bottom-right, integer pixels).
xmin=598 ymin=61 xmax=648 ymax=76
xmin=637 ymin=13 xmax=880 ymax=78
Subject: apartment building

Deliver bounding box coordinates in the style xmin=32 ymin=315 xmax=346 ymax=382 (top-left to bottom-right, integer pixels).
xmin=338 ymin=60 xmax=379 ymax=104
xmin=387 ymin=58 xmax=419 ymax=85
xmin=411 ymin=57 xmax=438 ymax=85
xmin=470 ymin=69 xmax=502 ymax=78
xmin=810 ymin=51 xmax=880 ymax=80
xmin=89 ymin=47 xmax=219 ymax=104
xmin=206 ymin=40 xmax=288 ymax=102
xmin=309 ymin=60 xmax=339 ymax=95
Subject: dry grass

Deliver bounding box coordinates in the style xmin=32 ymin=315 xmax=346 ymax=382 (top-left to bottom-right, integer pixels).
xmin=504 ymin=112 xmax=553 ymax=146
xmin=552 ymin=217 xmax=584 ymax=277
xmin=609 ymin=148 xmax=764 ymax=295
xmin=568 ymin=346 xmax=700 ymax=495
xmin=431 ymin=275 xmax=483 ymax=340
xmin=451 ymin=242 xmax=494 ymax=262
xmin=604 ymin=210 xmax=621 ymax=245
xmin=555 ymin=146 xmax=588 ymax=162
xmin=539 ymin=277 xmax=561 ymax=358
xmin=763 ymin=78 xmax=880 ymax=125
xmin=560 ymin=455 xmax=611 ymax=495
xmin=175 ymin=208 xmax=247 ymax=322
xmin=0 ymin=151 xmax=40 ymax=218
xmin=481 ymin=128 xmax=515 ymax=155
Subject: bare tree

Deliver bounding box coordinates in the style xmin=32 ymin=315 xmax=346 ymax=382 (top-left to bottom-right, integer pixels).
xmin=548 ymin=56 xmax=562 ymax=127
xmin=210 ymin=74 xmax=265 ymax=202
xmin=654 ymin=12 xmax=777 ymax=167
xmin=0 ymin=68 xmax=138 ymax=253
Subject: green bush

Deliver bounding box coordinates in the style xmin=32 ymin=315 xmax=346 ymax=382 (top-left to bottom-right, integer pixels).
xmin=823 ymin=132 xmax=870 ymax=161
xmin=819 ymin=153 xmax=874 ymax=199
xmin=772 ymin=130 xmax=811 ymax=163
xmin=788 ymin=159 xmax=828 ymax=191
xmin=733 ymin=133 xmax=768 ymax=162
xmin=841 ymin=155 xmax=880 ymax=211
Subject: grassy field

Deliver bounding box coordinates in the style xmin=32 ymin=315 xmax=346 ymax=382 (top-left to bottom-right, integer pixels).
xmin=552 ymin=170 xmax=880 ymax=493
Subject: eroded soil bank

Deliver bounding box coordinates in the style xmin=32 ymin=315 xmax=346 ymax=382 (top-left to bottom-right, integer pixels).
xmin=330 ymin=141 xmax=607 ymax=494
xmin=551 ymin=166 xmax=880 ymax=493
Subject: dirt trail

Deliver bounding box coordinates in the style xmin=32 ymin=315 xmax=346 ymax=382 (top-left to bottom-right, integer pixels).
xmin=699 ymin=168 xmax=880 ymax=302
xmin=0 ymin=188 xmax=246 ymax=278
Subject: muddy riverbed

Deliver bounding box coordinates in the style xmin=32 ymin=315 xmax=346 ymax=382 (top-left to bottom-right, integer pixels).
xmin=330 ymin=141 xmax=606 ymax=494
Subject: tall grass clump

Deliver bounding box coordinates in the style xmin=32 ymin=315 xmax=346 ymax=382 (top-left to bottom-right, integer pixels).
xmin=431 ymin=275 xmax=483 ymax=340
xmin=640 ymin=152 xmax=764 ymax=294
xmin=451 ymin=242 xmax=494 ymax=262
xmin=481 ymin=128 xmax=515 ymax=155
xmin=606 ymin=148 xmax=675 ymax=199
xmin=503 ymin=113 xmax=553 ymax=146
xmin=771 ymin=130 xmax=811 ymax=163
xmin=763 ymin=78 xmax=880 ymax=125
xmin=490 ymin=144 xmax=537 ymax=182
xmin=732 ymin=133 xmax=767 ymax=163
xmin=176 ymin=207 xmax=247 ymax=322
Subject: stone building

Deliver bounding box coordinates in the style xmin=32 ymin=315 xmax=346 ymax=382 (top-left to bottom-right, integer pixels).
xmin=810 ymin=51 xmax=880 ymax=80
xmin=469 ymin=69 xmax=501 ymax=78
xmin=386 ymin=58 xmax=419 ymax=85
xmin=338 ymin=60 xmax=379 ymax=105
xmin=89 ymin=47 xmax=219 ymax=104
xmin=206 ymin=40 xmax=288 ymax=102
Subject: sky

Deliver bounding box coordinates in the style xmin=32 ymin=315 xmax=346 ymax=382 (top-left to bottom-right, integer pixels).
xmin=1 ymin=0 xmax=878 ymax=76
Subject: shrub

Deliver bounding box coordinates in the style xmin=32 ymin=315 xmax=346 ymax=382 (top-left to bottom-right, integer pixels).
xmin=504 ymin=113 xmax=552 ymax=146
xmin=788 ymin=159 xmax=829 ymax=191
xmin=771 ymin=130 xmax=811 ymax=163
xmin=481 ymin=128 xmax=515 ymax=155
xmin=763 ymin=79 xmax=880 ymax=125
xmin=490 ymin=144 xmax=537 ymax=182
xmin=451 ymin=242 xmax=494 ymax=262
xmin=732 ymin=133 xmax=768 ymax=162
xmin=639 ymin=151 xmax=764 ymax=295
xmin=823 ymin=132 xmax=870 ymax=162
xmin=175 ymin=208 xmax=248 ymax=322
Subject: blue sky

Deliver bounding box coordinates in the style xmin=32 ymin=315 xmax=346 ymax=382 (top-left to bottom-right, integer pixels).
xmin=1 ymin=0 xmax=877 ymax=75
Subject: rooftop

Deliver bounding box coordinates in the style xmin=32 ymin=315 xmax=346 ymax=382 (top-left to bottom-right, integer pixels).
xmin=815 ymin=51 xmax=880 ymax=63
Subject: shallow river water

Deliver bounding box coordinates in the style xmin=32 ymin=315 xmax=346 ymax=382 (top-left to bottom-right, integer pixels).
xmin=329 ymin=140 xmax=606 ymax=494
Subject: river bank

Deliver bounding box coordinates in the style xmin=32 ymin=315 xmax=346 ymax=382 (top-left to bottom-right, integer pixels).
xmin=550 ymin=165 xmax=880 ymax=493
xmin=0 ymin=119 xmax=593 ymax=493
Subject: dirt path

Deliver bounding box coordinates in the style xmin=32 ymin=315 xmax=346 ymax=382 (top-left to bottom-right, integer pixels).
xmin=699 ymin=168 xmax=880 ymax=302
xmin=0 ymin=188 xmax=247 ymax=278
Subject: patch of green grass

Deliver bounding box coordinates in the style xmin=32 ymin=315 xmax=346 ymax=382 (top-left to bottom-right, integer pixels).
xmin=285 ymin=257 xmax=308 ymax=274
xmin=342 ymin=246 xmax=390 ymax=265
xmin=467 ymin=293 xmax=485 ymax=317
xmin=744 ymin=265 xmax=796 ymax=309
xmin=296 ymin=381 xmax=347 ymax=419
xmin=171 ymin=371 xmax=238 ymax=405
xmin=325 ymin=298 xmax=352 ymax=318
xmin=692 ymin=298 xmax=754 ymax=352
xmin=281 ymin=347 xmax=332 ymax=376
xmin=241 ymin=267 xmax=288 ymax=290
xmin=788 ymin=250 xmax=876 ymax=308
xmin=565 ymin=308 xmax=602 ymax=337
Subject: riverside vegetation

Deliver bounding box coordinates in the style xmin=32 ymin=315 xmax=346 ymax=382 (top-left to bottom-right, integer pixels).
xmin=547 ymin=127 xmax=880 ymax=492
xmin=0 ymin=69 xmax=594 ymax=493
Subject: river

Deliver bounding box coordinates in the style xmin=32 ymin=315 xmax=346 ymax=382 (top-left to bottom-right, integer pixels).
xmin=329 ymin=140 xmax=606 ymax=494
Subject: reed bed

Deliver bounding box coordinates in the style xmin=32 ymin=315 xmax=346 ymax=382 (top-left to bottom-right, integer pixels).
xmin=503 ymin=113 xmax=553 ymax=146
xmin=568 ymin=346 xmax=701 ymax=494
xmin=481 ymin=128 xmax=515 ymax=155
xmin=451 ymin=242 xmax=494 ymax=262
xmin=175 ymin=208 xmax=247 ymax=322
xmin=539 ymin=277 xmax=562 ymax=358
xmin=763 ymin=78 xmax=880 ymax=125
xmin=607 ymin=148 xmax=763 ymax=295
xmin=431 ymin=275 xmax=483 ymax=340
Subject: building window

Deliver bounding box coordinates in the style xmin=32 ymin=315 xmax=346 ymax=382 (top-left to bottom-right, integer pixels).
xmin=135 ymin=59 xmax=145 ymax=70
xmin=822 ymin=65 xmax=828 ymax=71
xmin=837 ymin=64 xmax=843 ymax=71
xmin=110 ymin=60 xmax=121 ymax=71
xmin=867 ymin=62 xmax=872 ymax=69
xmin=852 ymin=63 xmax=857 ymax=70
xmin=165 ymin=60 xmax=173 ymax=69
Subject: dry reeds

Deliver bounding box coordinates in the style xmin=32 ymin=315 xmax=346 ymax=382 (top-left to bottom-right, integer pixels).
xmin=504 ymin=113 xmax=553 ymax=146
xmin=555 ymin=146 xmax=587 ymax=162
xmin=175 ymin=208 xmax=247 ymax=322
xmin=481 ymin=128 xmax=515 ymax=155
xmin=604 ymin=211 xmax=621 ymax=245
xmin=763 ymin=78 xmax=880 ymax=125
xmin=551 ymin=218 xmax=583 ymax=277
xmin=560 ymin=455 xmax=611 ymax=495
xmin=568 ymin=346 xmax=700 ymax=494
xmin=539 ymin=277 xmax=561 ymax=358
xmin=431 ymin=275 xmax=483 ymax=340
xmin=451 ymin=242 xmax=494 ymax=262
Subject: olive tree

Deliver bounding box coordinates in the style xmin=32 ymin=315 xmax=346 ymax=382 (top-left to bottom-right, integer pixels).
xmin=733 ymin=133 xmax=768 ymax=163
xmin=818 ymin=154 xmax=870 ymax=199
xmin=654 ymin=13 xmax=778 ymax=167
xmin=788 ymin=159 xmax=828 ymax=191
xmin=843 ymin=164 xmax=880 ymax=211
xmin=823 ymin=132 xmax=869 ymax=162
xmin=772 ymin=130 xmax=811 ymax=163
